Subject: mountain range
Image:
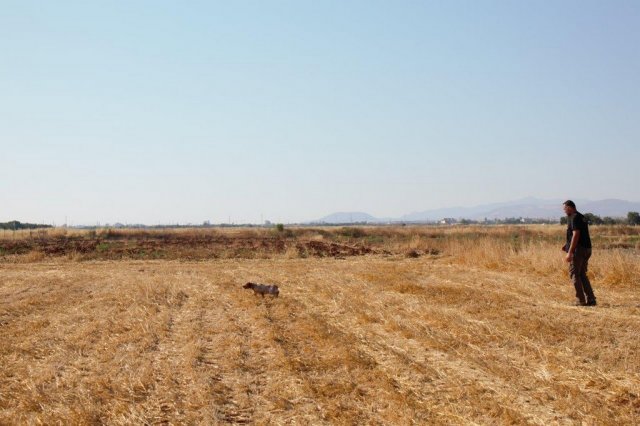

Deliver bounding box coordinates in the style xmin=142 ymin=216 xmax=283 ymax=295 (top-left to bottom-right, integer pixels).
xmin=312 ymin=198 xmax=640 ymax=224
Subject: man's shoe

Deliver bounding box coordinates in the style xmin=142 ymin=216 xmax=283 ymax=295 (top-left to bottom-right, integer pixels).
xmin=586 ymin=300 xmax=597 ymax=306
xmin=574 ymin=299 xmax=587 ymax=306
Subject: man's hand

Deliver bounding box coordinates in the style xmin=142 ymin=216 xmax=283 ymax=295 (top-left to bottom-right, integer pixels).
xmin=565 ymin=252 xmax=574 ymax=263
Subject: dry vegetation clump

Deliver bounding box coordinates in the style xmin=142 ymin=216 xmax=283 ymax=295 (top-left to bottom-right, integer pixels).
xmin=593 ymin=249 xmax=640 ymax=288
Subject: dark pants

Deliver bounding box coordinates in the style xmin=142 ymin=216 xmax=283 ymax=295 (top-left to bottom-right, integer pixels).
xmin=569 ymin=246 xmax=596 ymax=304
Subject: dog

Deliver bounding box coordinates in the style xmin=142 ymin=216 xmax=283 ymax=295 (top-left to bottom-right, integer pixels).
xmin=243 ymin=282 xmax=279 ymax=297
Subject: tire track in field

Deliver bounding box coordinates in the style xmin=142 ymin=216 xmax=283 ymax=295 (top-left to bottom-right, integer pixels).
xmin=199 ymin=300 xmax=256 ymax=424
xmin=193 ymin=272 xmax=327 ymax=424
xmin=137 ymin=270 xmax=268 ymax=425
xmin=261 ymin=298 xmax=420 ymax=425
xmin=145 ymin=282 xmax=192 ymax=425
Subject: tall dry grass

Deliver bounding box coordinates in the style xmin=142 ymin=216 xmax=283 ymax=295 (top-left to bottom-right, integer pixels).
xmin=379 ymin=225 xmax=639 ymax=289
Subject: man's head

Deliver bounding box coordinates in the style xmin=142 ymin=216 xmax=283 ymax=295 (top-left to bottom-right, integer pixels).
xmin=563 ymin=200 xmax=577 ymax=216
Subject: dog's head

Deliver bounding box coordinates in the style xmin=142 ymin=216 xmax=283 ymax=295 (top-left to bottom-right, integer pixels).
xmin=243 ymin=282 xmax=255 ymax=289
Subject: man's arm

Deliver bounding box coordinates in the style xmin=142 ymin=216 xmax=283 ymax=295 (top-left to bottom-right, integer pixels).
xmin=565 ymin=230 xmax=580 ymax=262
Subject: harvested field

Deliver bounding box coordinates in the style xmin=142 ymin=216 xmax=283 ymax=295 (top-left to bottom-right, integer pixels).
xmin=1 ymin=226 xmax=639 ymax=424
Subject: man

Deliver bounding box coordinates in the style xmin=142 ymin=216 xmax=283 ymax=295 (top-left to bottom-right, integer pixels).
xmin=562 ymin=200 xmax=597 ymax=306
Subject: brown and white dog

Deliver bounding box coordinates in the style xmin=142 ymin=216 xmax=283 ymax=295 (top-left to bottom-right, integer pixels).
xmin=243 ymin=282 xmax=279 ymax=297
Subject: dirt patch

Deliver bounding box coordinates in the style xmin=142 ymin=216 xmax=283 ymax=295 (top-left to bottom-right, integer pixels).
xmin=298 ymin=240 xmax=374 ymax=257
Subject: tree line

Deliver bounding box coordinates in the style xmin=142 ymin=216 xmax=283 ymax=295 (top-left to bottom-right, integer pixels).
xmin=560 ymin=212 xmax=640 ymax=226
xmin=0 ymin=221 xmax=53 ymax=230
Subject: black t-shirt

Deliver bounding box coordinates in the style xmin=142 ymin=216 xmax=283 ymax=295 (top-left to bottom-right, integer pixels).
xmin=566 ymin=212 xmax=592 ymax=249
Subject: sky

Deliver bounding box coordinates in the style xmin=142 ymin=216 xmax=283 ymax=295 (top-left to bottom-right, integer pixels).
xmin=1 ymin=1 xmax=639 ymax=225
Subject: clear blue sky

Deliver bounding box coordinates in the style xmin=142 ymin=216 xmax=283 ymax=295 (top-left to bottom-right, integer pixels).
xmin=2 ymin=1 xmax=639 ymax=224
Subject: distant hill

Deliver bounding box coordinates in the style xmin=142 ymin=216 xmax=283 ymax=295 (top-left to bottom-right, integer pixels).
xmin=312 ymin=212 xmax=383 ymax=224
xmin=400 ymin=198 xmax=567 ymax=221
xmin=476 ymin=199 xmax=640 ymax=220
xmin=470 ymin=199 xmax=640 ymax=220
xmin=580 ymin=199 xmax=640 ymax=217
xmin=312 ymin=198 xmax=640 ymax=223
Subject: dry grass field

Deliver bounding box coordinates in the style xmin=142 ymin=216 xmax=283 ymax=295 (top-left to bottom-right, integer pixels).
xmin=1 ymin=226 xmax=639 ymax=424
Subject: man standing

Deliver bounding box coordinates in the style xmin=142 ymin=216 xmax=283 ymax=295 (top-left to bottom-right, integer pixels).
xmin=562 ymin=200 xmax=597 ymax=306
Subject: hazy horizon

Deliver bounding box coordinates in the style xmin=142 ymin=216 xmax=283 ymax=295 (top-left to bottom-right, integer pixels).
xmin=2 ymin=1 xmax=639 ymax=225
xmin=3 ymin=196 xmax=639 ymax=226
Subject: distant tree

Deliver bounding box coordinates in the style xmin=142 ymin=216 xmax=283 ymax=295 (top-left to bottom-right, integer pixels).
xmin=503 ymin=217 xmax=523 ymax=225
xmin=602 ymin=216 xmax=617 ymax=225
xmin=583 ymin=213 xmax=603 ymax=225
xmin=0 ymin=221 xmax=52 ymax=230
xmin=628 ymin=212 xmax=640 ymax=226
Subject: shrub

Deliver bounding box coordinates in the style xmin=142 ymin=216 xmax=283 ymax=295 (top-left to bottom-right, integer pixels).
xmin=337 ymin=227 xmax=367 ymax=238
